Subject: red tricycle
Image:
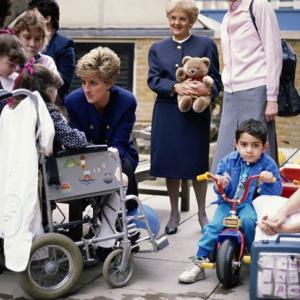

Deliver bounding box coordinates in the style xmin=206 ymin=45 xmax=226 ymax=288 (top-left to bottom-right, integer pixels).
xmin=197 ymin=171 xmax=275 ymax=288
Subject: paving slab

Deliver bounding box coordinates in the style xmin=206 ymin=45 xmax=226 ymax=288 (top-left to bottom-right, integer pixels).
xmin=0 ymin=183 xmax=251 ymax=300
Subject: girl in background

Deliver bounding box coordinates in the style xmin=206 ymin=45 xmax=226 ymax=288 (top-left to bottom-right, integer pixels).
xmin=13 ymin=12 xmax=60 ymax=78
xmin=0 ymin=32 xmax=26 ymax=91
xmin=11 ymin=63 xmax=87 ymax=150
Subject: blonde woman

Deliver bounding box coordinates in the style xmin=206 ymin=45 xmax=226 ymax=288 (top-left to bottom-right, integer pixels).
xmin=65 ymin=46 xmax=139 ymax=210
xmin=147 ymin=0 xmax=222 ymax=234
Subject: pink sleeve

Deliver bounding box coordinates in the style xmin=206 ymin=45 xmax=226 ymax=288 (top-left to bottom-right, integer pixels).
xmin=252 ymin=0 xmax=282 ymax=101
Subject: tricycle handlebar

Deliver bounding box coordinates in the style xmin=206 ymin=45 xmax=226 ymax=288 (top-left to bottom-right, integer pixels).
xmin=197 ymin=172 xmax=275 ymax=205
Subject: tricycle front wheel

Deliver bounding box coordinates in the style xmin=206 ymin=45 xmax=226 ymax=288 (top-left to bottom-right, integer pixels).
xmin=216 ymin=239 xmax=241 ymax=288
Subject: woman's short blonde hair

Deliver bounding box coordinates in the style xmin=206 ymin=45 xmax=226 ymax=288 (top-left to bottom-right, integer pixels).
xmin=76 ymin=46 xmax=121 ymax=83
xmin=166 ymin=0 xmax=199 ymax=25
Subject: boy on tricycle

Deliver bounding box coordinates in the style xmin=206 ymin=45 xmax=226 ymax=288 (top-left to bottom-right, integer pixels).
xmin=178 ymin=119 xmax=282 ymax=286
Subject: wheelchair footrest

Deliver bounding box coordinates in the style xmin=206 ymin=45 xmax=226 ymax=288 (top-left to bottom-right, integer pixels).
xmin=155 ymin=236 xmax=169 ymax=251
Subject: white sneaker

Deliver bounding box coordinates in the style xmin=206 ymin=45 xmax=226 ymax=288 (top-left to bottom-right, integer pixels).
xmin=178 ymin=261 xmax=206 ymax=283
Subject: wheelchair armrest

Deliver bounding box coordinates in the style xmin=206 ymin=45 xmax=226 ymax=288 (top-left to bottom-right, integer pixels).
xmin=0 ymin=90 xmax=12 ymax=100
xmin=54 ymin=144 xmax=108 ymax=157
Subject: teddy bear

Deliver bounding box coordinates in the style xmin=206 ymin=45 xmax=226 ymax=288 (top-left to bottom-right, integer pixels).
xmin=175 ymin=56 xmax=214 ymax=113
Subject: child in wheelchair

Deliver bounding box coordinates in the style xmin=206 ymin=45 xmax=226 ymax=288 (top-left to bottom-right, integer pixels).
xmin=178 ymin=119 xmax=282 ymax=284
xmin=0 ymin=62 xmax=164 ymax=285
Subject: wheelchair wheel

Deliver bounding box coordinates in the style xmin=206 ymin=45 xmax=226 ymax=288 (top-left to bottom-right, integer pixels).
xmin=216 ymin=239 xmax=241 ymax=288
xmin=18 ymin=233 xmax=83 ymax=300
xmin=102 ymin=248 xmax=133 ymax=288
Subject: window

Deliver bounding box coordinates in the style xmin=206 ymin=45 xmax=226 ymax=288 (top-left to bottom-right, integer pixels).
xmin=71 ymin=42 xmax=134 ymax=92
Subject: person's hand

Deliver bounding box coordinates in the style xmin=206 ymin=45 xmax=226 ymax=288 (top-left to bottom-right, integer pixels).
xmin=174 ymin=81 xmax=194 ymax=96
xmin=188 ymin=80 xmax=211 ymax=97
xmin=214 ymin=175 xmax=230 ymax=189
xmin=265 ymin=101 xmax=278 ymax=122
xmin=174 ymin=80 xmax=211 ymax=97
xmin=264 ymin=210 xmax=287 ymax=229
xmin=258 ymin=215 xmax=278 ymax=235
xmin=259 ymin=171 xmax=275 ymax=183
xmin=258 ymin=210 xmax=288 ymax=235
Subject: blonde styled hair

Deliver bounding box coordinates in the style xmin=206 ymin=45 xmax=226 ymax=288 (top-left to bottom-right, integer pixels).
xmin=13 ymin=11 xmax=49 ymax=51
xmin=166 ymin=0 xmax=199 ymax=25
xmin=76 ymin=46 xmax=120 ymax=83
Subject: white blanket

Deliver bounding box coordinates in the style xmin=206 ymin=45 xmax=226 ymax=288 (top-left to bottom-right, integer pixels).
xmin=0 ymin=91 xmax=54 ymax=271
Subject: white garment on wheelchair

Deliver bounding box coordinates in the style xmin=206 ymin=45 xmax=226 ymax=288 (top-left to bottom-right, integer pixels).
xmin=0 ymin=91 xmax=55 ymax=272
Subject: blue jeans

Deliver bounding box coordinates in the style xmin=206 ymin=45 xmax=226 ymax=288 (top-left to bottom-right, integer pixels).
xmin=198 ymin=202 xmax=257 ymax=256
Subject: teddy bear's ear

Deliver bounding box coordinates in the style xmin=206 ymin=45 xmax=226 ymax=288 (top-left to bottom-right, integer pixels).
xmin=201 ymin=57 xmax=211 ymax=68
xmin=182 ymin=56 xmax=192 ymax=65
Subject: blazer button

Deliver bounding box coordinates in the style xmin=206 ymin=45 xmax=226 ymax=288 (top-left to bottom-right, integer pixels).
xmin=90 ymin=139 xmax=93 ymax=143
xmin=106 ymin=125 xmax=110 ymax=129
xmin=177 ymin=45 xmax=181 ymax=50
xmin=90 ymin=124 xmax=93 ymax=129
xmin=175 ymin=64 xmax=179 ymax=68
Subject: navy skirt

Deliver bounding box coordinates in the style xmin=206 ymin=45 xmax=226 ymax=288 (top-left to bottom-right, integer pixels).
xmin=150 ymin=100 xmax=210 ymax=179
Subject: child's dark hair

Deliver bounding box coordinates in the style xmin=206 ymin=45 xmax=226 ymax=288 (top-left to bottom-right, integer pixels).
xmin=0 ymin=34 xmax=26 ymax=65
xmin=235 ymin=119 xmax=267 ymax=144
xmin=0 ymin=0 xmax=11 ymax=27
xmin=13 ymin=63 xmax=62 ymax=104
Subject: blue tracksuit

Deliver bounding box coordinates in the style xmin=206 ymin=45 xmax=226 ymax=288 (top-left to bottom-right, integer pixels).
xmin=197 ymin=151 xmax=282 ymax=257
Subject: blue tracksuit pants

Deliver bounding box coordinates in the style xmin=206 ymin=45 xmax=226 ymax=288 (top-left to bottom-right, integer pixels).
xmin=197 ymin=202 xmax=257 ymax=257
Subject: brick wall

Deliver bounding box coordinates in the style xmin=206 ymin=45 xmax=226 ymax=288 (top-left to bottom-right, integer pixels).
xmin=134 ymin=36 xmax=300 ymax=148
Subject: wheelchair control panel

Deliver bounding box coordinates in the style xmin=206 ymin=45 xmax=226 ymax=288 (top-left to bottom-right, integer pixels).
xmin=42 ymin=145 xmax=122 ymax=202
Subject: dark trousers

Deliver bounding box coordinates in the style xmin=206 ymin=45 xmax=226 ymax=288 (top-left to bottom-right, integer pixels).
xmin=122 ymin=157 xmax=138 ymax=211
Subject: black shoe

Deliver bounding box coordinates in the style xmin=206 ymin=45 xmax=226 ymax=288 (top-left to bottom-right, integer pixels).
xmin=96 ymin=246 xmax=113 ymax=262
xmin=165 ymin=224 xmax=178 ymax=235
xmin=165 ymin=215 xmax=180 ymax=235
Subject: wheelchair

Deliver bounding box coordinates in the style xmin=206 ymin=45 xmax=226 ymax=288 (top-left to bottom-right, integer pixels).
xmin=0 ymin=89 xmax=168 ymax=300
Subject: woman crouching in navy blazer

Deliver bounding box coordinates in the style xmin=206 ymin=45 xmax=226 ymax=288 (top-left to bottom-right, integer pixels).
xmin=65 ymin=46 xmax=139 ymax=210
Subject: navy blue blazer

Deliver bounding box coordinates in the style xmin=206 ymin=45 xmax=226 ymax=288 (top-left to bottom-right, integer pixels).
xmin=147 ymin=34 xmax=222 ymax=178
xmin=65 ymin=86 xmax=139 ymax=170
xmin=148 ymin=34 xmax=222 ymax=101
xmin=43 ymin=32 xmax=75 ymax=99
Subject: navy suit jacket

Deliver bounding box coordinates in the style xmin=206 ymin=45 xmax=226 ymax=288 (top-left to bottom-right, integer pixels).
xmin=44 ymin=32 xmax=75 ymax=99
xmin=148 ymin=34 xmax=222 ymax=101
xmin=65 ymin=86 xmax=139 ymax=170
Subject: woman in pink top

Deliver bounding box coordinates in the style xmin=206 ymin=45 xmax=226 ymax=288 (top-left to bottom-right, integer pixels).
xmin=211 ymin=0 xmax=282 ymax=172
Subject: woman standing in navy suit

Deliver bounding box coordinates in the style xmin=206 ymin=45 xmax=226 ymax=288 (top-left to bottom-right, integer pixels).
xmin=148 ymin=0 xmax=222 ymax=234
xmin=65 ymin=46 xmax=139 ymax=209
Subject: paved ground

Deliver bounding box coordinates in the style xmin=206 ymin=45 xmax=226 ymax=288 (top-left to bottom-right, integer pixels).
xmin=0 ymin=180 xmax=251 ymax=300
